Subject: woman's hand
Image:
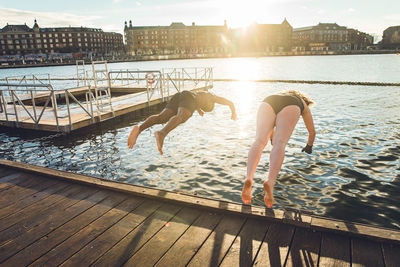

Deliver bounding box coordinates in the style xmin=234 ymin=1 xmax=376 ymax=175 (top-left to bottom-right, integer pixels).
xmin=197 ymin=109 xmax=204 ymax=117
xmin=302 ymin=144 xmax=312 ymax=154
xmin=231 ymin=112 xmax=237 ymax=120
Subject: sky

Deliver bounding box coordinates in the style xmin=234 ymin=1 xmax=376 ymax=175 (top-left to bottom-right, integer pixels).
xmin=0 ymin=0 xmax=399 ymax=43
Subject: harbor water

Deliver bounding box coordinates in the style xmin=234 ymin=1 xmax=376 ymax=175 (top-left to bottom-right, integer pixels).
xmin=1 ymin=54 xmax=399 ymax=229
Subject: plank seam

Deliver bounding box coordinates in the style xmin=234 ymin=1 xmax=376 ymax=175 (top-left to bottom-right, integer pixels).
xmin=219 ymin=217 xmax=249 ymax=266
xmin=89 ymin=202 xmax=166 ymax=266
xmin=121 ymin=205 xmax=185 ymax=266
xmin=185 ymin=214 xmax=225 ymax=266
xmin=283 ymin=227 xmax=297 ymax=267
xmin=153 ymin=211 xmax=203 ymax=266
xmin=251 ymin=223 xmax=272 ymax=267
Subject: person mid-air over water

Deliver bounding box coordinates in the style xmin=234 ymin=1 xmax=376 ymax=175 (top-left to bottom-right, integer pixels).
xmin=127 ymin=90 xmax=237 ymax=155
xmin=241 ymin=90 xmax=315 ymax=208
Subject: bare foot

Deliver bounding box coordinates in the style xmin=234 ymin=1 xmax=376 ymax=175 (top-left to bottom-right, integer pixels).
xmin=241 ymin=179 xmax=252 ymax=204
xmin=127 ymin=125 xmax=140 ymax=149
xmin=263 ymin=180 xmax=274 ymax=208
xmin=154 ymin=131 xmax=165 ymax=155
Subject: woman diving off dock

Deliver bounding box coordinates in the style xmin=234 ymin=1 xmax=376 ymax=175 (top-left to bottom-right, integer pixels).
xmin=242 ymin=90 xmax=315 ymax=208
xmin=127 ymin=90 xmax=237 ymax=155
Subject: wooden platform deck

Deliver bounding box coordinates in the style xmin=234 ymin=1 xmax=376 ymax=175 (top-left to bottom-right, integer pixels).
xmin=0 ymin=159 xmax=399 ymax=266
xmin=0 ymin=85 xmax=212 ymax=132
xmin=3 ymin=84 xmax=148 ymax=105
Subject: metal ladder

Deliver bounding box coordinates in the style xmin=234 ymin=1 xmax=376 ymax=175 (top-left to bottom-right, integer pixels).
xmin=91 ymin=61 xmax=114 ymax=120
xmin=76 ymin=60 xmax=88 ymax=87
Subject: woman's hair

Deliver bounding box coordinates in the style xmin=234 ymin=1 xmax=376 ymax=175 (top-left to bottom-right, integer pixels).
xmin=286 ymin=90 xmax=314 ymax=106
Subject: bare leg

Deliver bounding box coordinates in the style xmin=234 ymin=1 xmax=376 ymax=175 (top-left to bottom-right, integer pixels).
xmin=242 ymin=103 xmax=276 ymax=204
xmin=263 ymin=105 xmax=300 ymax=208
xmin=127 ymin=109 xmax=174 ymax=149
xmin=155 ymin=107 xmax=192 ymax=155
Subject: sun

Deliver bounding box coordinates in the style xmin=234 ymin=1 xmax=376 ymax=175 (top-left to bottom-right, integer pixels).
xmin=222 ymin=0 xmax=268 ymax=28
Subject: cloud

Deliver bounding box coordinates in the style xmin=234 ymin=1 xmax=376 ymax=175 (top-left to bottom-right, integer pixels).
xmin=136 ymin=1 xmax=142 ymax=6
xmin=0 ymin=7 xmax=102 ymax=28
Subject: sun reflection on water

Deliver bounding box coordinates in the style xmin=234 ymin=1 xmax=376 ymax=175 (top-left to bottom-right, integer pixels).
xmin=230 ymin=81 xmax=256 ymax=138
xmin=225 ymin=58 xmax=262 ymax=81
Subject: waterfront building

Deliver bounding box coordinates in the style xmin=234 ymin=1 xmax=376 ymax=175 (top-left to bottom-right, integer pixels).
xmin=381 ymin=26 xmax=400 ymax=50
xmin=0 ymin=20 xmax=124 ymax=61
xmin=124 ymin=20 xmax=228 ymax=56
xmin=292 ymin=23 xmax=373 ymax=52
xmin=231 ymin=19 xmax=293 ymax=54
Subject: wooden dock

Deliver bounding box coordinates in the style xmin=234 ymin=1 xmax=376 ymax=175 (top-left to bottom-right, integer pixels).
xmin=0 ymin=66 xmax=214 ymax=133
xmin=0 ymin=85 xmax=211 ymax=132
xmin=0 ymin=159 xmax=399 ymax=266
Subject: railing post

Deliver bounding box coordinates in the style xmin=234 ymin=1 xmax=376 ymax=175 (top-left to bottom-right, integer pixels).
xmin=9 ymin=85 xmax=19 ymax=125
xmin=146 ymin=82 xmax=150 ymax=108
xmin=50 ymin=86 xmax=59 ymax=131
xmin=182 ymin=68 xmax=184 ymax=88
xmin=65 ymin=90 xmax=72 ymax=128
xmin=30 ymin=89 xmax=38 ymax=125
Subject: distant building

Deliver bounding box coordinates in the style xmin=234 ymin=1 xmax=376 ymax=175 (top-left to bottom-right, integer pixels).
xmin=0 ymin=20 xmax=124 ymax=58
xmin=231 ymin=19 xmax=293 ymax=53
xmin=124 ymin=19 xmax=293 ymax=56
xmin=381 ymin=26 xmax=400 ymax=49
xmin=124 ymin=20 xmax=228 ymax=56
xmin=292 ymin=23 xmax=373 ymax=52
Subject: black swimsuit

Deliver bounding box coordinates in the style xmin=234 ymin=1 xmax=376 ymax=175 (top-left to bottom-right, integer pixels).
xmin=263 ymin=94 xmax=304 ymax=115
xmin=165 ymin=91 xmax=197 ymax=114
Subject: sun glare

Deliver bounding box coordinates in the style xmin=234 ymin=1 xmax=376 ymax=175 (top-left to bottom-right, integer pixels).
xmin=223 ymin=0 xmax=268 ymax=28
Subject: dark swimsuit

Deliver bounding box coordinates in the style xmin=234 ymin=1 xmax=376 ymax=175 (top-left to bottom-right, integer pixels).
xmin=263 ymin=94 xmax=304 ymax=115
xmin=165 ymin=91 xmax=197 ymax=114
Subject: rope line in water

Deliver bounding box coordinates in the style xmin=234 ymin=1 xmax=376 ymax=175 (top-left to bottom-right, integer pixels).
xmin=213 ymin=79 xmax=400 ymax=86
xmin=1 ymin=77 xmax=399 ymax=86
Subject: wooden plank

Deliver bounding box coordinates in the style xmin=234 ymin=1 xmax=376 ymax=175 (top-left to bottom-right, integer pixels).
xmin=0 ymin=172 xmax=27 ymax=192
xmin=155 ymin=211 xmax=222 ymax=266
xmin=90 ymin=203 xmax=182 ymax=266
xmin=0 ymin=180 xmax=69 ymax=220
xmin=58 ymin=199 xmax=161 ymax=267
xmin=312 ymin=216 xmax=400 ymax=244
xmin=219 ymin=218 xmax=270 ymax=267
xmin=382 ymin=243 xmax=400 ymax=267
xmin=319 ymin=232 xmax=351 ymax=267
xmin=0 ymin=167 xmax=17 ymax=178
xmin=3 ymin=192 xmax=130 ymax=266
xmin=285 ymin=227 xmax=321 ymax=267
xmin=0 ymin=174 xmax=48 ymax=208
xmin=0 ymin=189 xmax=107 ymax=263
xmin=253 ymin=223 xmax=295 ymax=266
xmin=351 ymin=237 xmax=384 ymax=267
xmin=0 ymin=184 xmax=82 ymax=232
xmin=187 ymin=214 xmax=247 ymax=266
xmin=124 ymin=207 xmax=201 ymax=266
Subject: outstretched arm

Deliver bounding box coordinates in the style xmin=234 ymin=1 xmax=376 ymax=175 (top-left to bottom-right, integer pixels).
xmin=301 ymin=106 xmax=316 ymax=153
xmin=214 ymin=96 xmax=237 ymax=120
